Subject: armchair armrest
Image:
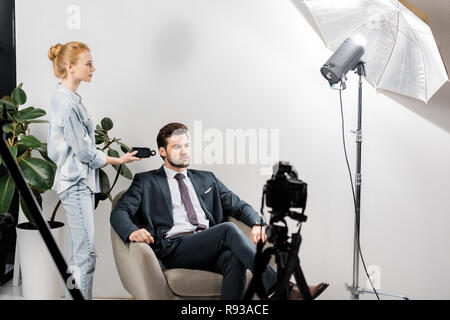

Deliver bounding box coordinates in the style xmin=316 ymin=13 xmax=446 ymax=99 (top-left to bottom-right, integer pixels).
xmin=110 ymin=226 xmax=174 ymax=299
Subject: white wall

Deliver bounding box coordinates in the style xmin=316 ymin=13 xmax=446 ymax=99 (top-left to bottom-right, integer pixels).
xmin=15 ymin=0 xmax=450 ymax=299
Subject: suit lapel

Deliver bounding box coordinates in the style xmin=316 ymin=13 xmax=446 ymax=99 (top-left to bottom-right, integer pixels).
xmin=188 ymin=169 xmax=216 ymax=225
xmin=155 ymin=165 xmax=174 ymax=224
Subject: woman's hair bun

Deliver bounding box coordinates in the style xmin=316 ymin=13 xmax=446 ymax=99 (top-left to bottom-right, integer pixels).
xmin=48 ymin=43 xmax=63 ymax=61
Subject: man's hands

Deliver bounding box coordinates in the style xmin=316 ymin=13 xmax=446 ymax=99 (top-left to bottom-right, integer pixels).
xmin=250 ymin=225 xmax=267 ymax=245
xmin=129 ymin=226 xmax=265 ymax=245
xmin=129 ymin=228 xmax=154 ymax=244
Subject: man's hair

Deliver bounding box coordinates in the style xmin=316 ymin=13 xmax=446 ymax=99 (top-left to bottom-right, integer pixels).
xmin=157 ymin=122 xmax=189 ymax=160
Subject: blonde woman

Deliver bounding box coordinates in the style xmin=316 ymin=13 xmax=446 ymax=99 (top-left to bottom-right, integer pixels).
xmin=47 ymin=41 xmax=140 ymax=299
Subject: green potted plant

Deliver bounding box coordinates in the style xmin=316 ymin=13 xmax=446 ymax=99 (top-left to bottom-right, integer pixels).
xmin=0 ymin=83 xmax=133 ymax=299
xmin=0 ymin=83 xmax=60 ymax=299
xmin=0 ymin=83 xmax=54 ymax=224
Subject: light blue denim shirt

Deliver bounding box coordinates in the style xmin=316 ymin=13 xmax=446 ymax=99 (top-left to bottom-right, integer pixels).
xmin=47 ymin=83 xmax=107 ymax=195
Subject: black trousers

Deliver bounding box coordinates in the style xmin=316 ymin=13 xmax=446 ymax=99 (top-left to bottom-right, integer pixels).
xmin=159 ymin=222 xmax=278 ymax=300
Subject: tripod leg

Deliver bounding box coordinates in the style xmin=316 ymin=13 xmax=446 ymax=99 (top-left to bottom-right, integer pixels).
xmin=271 ymin=251 xmax=292 ymax=300
xmin=293 ymin=259 xmax=313 ymax=300
xmin=243 ymin=241 xmax=273 ymax=300
xmin=272 ymin=232 xmax=314 ymax=300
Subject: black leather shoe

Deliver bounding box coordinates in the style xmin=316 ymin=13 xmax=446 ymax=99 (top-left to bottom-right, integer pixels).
xmin=289 ymin=282 xmax=329 ymax=300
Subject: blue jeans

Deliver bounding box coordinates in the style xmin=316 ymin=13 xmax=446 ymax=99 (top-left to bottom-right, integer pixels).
xmin=59 ymin=183 xmax=96 ymax=300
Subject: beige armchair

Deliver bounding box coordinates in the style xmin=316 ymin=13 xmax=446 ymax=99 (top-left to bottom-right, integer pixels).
xmin=110 ymin=190 xmax=256 ymax=300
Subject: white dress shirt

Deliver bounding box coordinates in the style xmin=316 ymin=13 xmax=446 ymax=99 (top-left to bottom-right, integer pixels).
xmin=164 ymin=165 xmax=210 ymax=238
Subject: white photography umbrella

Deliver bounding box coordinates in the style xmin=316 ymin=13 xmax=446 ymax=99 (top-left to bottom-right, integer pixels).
xmin=303 ymin=0 xmax=449 ymax=102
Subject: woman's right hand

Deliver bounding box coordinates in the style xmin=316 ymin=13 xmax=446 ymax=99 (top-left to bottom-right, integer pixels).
xmin=120 ymin=149 xmax=141 ymax=164
xmin=105 ymin=146 xmax=142 ymax=166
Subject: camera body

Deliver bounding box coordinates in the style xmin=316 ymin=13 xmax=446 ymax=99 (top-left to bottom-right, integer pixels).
xmin=265 ymin=161 xmax=307 ymax=215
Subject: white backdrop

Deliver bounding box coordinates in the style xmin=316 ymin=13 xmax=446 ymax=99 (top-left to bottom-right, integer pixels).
xmin=15 ymin=0 xmax=450 ymax=299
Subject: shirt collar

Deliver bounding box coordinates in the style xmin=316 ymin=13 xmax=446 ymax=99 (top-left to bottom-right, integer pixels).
xmin=56 ymin=83 xmax=82 ymax=104
xmin=163 ymin=165 xmax=188 ymax=180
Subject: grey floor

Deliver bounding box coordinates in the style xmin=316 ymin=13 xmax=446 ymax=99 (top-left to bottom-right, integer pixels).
xmin=0 ymin=280 xmax=130 ymax=300
xmin=0 ymin=280 xmax=23 ymax=300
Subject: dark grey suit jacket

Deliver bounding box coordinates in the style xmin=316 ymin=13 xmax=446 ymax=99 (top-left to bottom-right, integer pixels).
xmin=110 ymin=165 xmax=263 ymax=258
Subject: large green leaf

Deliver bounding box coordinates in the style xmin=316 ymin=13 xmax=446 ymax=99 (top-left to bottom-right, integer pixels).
xmin=6 ymin=112 xmax=14 ymax=122
xmin=19 ymin=190 xmax=42 ymax=225
xmin=0 ymin=96 xmax=16 ymax=109
xmin=113 ymin=163 xmax=133 ymax=180
xmin=20 ymin=135 xmax=42 ymax=148
xmin=12 ymin=87 xmax=27 ymax=105
xmin=18 ymin=157 xmax=54 ymax=190
xmin=1 ymin=123 xmax=14 ymax=134
xmin=17 ymin=106 xmax=34 ymax=114
xmin=107 ymin=148 xmax=119 ymax=158
xmin=95 ymin=124 xmax=106 ymax=133
xmin=37 ymin=143 xmax=56 ymax=170
xmin=0 ymin=175 xmax=15 ymax=215
xmin=26 ymin=120 xmax=48 ymax=124
xmin=95 ymin=168 xmax=111 ymax=209
xmin=95 ymin=124 xmax=107 ymax=144
xmin=95 ymin=134 xmax=106 ymax=145
xmin=17 ymin=107 xmax=46 ymax=121
xmin=15 ymin=125 xmax=26 ymax=135
xmin=101 ymin=117 xmax=113 ymax=131
xmin=98 ymin=168 xmax=111 ymax=195
xmin=119 ymin=142 xmax=131 ymax=153
xmin=10 ymin=145 xmax=18 ymax=158
xmin=0 ymin=145 xmax=18 ymax=167
xmin=16 ymin=144 xmax=28 ymax=158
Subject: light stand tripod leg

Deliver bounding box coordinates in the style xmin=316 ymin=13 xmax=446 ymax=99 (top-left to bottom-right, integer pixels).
xmin=359 ymin=288 xmax=409 ymax=300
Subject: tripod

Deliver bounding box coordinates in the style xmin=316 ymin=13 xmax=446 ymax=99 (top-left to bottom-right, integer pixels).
xmin=243 ymin=210 xmax=312 ymax=300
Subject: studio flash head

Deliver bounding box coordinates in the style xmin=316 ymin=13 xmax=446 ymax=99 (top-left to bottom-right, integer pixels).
xmin=320 ymin=37 xmax=365 ymax=86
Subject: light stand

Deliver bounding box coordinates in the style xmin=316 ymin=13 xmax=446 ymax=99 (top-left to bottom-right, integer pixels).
xmin=347 ymin=62 xmax=365 ymax=300
xmin=344 ymin=63 xmax=408 ymax=300
xmin=322 ymin=45 xmax=408 ymax=299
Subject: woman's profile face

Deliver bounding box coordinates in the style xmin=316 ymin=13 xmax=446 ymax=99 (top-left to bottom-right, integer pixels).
xmin=67 ymin=50 xmax=95 ymax=82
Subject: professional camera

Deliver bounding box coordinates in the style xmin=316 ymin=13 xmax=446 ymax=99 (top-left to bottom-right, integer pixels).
xmin=265 ymin=161 xmax=308 ymax=216
xmin=244 ymin=161 xmax=314 ymax=300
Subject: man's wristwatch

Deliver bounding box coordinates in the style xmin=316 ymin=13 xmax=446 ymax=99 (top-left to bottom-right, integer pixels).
xmin=252 ymin=219 xmax=266 ymax=228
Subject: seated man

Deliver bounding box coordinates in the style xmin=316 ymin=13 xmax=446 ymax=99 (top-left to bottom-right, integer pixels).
xmin=110 ymin=122 xmax=328 ymax=299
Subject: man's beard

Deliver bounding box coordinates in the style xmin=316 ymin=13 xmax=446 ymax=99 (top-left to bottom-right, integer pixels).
xmin=167 ymin=155 xmax=190 ymax=168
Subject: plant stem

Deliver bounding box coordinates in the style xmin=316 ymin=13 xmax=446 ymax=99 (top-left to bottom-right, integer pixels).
xmin=10 ymin=122 xmax=17 ymax=147
xmin=50 ymin=199 xmax=62 ymax=224
xmin=102 ymin=138 xmax=118 ymax=151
